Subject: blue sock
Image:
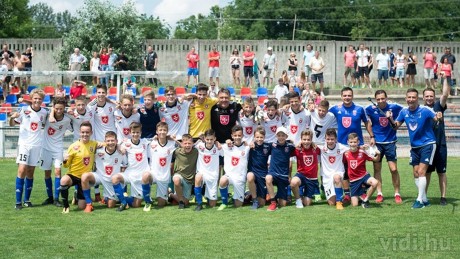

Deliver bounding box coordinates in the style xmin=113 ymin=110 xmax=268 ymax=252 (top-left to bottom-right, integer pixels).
xmin=220 ymin=187 xmax=228 ymax=205
xmin=24 ymin=178 xmax=34 ymax=202
xmin=83 ymin=189 xmax=92 ymax=204
xmin=113 ymin=183 xmax=126 ymax=205
xmin=195 ymin=186 xmax=203 ymax=205
xmin=125 ymin=196 xmax=134 ymax=207
xmin=287 ymin=185 xmax=292 ymax=197
xmin=142 ymin=184 xmax=152 ymax=204
xmin=299 ymin=186 xmax=304 ymax=197
xmin=15 ymin=177 xmax=25 ymax=204
xmin=54 ymin=177 xmax=61 ymax=200
xmin=335 ymin=187 xmax=343 ymax=202
xmin=45 ymin=178 xmax=53 ymax=198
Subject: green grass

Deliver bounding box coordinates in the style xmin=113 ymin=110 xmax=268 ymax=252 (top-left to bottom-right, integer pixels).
xmin=0 ymin=158 xmax=459 ymax=258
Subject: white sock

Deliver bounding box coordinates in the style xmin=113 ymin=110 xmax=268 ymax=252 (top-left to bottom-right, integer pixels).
xmin=394 ymin=193 xmax=400 ymax=197
xmin=417 ymin=177 xmax=427 ymax=202
xmin=377 ymin=192 xmax=383 ymax=196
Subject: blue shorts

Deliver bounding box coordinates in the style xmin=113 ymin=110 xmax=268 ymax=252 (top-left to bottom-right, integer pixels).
xmin=377 ymin=69 xmax=389 ymax=80
xmin=311 ymin=73 xmax=324 ymax=83
xmin=428 ymin=144 xmax=447 ymax=174
xmin=410 ymin=144 xmax=436 ymax=166
xmin=389 ymin=68 xmax=396 ymax=77
xmin=376 ymin=142 xmax=397 ymax=162
xmin=294 ymin=173 xmax=319 ymax=199
xmin=396 ymin=67 xmax=405 ymax=78
xmin=253 ymin=174 xmax=267 ymax=198
xmin=268 ymin=173 xmax=289 ymax=200
xmin=350 ymin=174 xmax=371 ymax=197
xmin=187 ymin=68 xmax=199 ymax=76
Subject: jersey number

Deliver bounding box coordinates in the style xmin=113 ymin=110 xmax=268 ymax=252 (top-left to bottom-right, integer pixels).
xmin=314 ymin=124 xmax=323 ymax=138
xmin=19 ymin=154 xmax=28 ymax=162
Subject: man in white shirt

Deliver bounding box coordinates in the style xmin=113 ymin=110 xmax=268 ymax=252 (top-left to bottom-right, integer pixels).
xmin=262 ymin=47 xmax=277 ymax=87
xmin=355 ymin=44 xmax=371 ymax=88
xmin=309 ymin=51 xmax=325 ymax=96
xmin=301 ymin=44 xmax=315 ymax=82
xmin=68 ymin=48 xmax=87 ymax=80
xmin=375 ymin=47 xmax=390 ymax=87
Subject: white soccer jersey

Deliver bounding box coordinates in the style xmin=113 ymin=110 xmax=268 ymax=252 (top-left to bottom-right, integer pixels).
xmin=195 ymin=142 xmax=222 ymax=179
xmin=43 ymin=115 xmax=72 ymax=151
xmin=310 ymin=111 xmax=338 ymax=145
xmin=94 ymin=148 xmax=126 ymax=182
xmin=283 ymin=108 xmax=311 ymax=144
xmin=318 ymin=143 xmax=349 ymax=177
xmin=69 ymin=108 xmax=93 ymax=141
xmin=15 ymin=106 xmax=48 ymax=147
xmin=238 ymin=111 xmax=257 ymax=143
xmin=149 ymin=139 xmax=177 ymax=182
xmin=222 ymin=143 xmax=250 ymax=183
xmin=121 ymin=138 xmax=151 ymax=175
xmin=260 ymin=112 xmax=284 ymax=143
xmin=159 ymin=100 xmax=191 ymax=140
xmin=88 ymin=102 xmax=116 ymax=141
xmin=114 ymin=110 xmax=140 ymax=143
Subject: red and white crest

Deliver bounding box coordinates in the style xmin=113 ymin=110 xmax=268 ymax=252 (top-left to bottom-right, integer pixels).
xmin=203 ymin=155 xmax=211 ymax=164
xmin=342 ymin=117 xmax=351 ymax=128
xmin=350 ymin=160 xmax=358 ymax=169
xmin=159 ymin=157 xmax=166 ymax=167
xmin=30 ymin=122 xmax=38 ymax=131
xmin=97 ymin=152 xmax=104 ymax=157
xmin=24 ymin=110 xmax=31 ymax=115
xmin=290 ymin=125 xmax=298 ymax=134
xmin=123 ymin=128 xmax=130 ymax=136
xmin=196 ymin=111 xmax=205 ymax=120
xmin=328 ymin=156 xmax=336 ymax=164
xmin=101 ymin=116 xmax=109 ymax=124
xmin=379 ymin=117 xmax=389 ymax=127
xmin=171 ymin=113 xmax=179 ymax=122
xmin=105 ymin=166 xmax=113 ymax=176
xmin=47 ymin=127 xmax=56 ymax=136
xmin=135 ymin=153 xmax=143 ymax=162
xmin=220 ymin=115 xmax=229 ymax=125
xmin=270 ymin=125 xmax=277 ymax=133
xmin=231 ymin=156 xmax=239 ymax=166
xmin=245 ymin=127 xmax=253 ymax=135
xmin=83 ymin=157 xmax=90 ymax=166
xmin=303 ymin=155 xmax=313 ymax=167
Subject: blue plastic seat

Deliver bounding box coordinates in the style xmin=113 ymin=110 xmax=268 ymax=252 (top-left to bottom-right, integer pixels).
xmin=257 ymin=87 xmax=268 ymax=97
xmin=227 ymin=87 xmax=235 ymax=97
xmin=5 ymin=94 xmax=17 ymax=105
xmin=43 ymin=95 xmax=51 ymax=105
xmin=158 ymin=87 xmax=165 ymax=96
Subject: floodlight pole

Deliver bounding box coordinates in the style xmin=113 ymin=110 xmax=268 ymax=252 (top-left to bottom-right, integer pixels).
xmin=292 ymin=14 xmax=297 ymax=41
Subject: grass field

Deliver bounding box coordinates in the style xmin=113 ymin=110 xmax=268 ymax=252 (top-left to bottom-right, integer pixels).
xmin=1 ymin=158 xmax=459 ymax=258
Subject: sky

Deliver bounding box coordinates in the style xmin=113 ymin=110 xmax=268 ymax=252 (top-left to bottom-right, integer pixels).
xmin=29 ymin=0 xmax=231 ymax=27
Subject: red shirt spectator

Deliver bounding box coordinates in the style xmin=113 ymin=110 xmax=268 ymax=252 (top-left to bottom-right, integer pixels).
xmin=186 ymin=50 xmax=199 ymax=69
xmin=208 ymin=51 xmax=220 ymax=68
xmin=70 ymin=80 xmax=86 ymax=99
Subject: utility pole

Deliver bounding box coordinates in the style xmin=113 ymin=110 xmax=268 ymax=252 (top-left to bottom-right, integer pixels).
xmin=292 ymin=14 xmax=297 ymax=41
xmin=218 ymin=8 xmax=223 ymax=40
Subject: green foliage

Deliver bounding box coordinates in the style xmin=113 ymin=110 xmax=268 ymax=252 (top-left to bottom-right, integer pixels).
xmin=174 ymin=6 xmax=220 ymax=39
xmin=29 ymin=3 xmax=76 ymax=38
xmin=0 ymin=0 xmax=32 ymax=38
xmin=139 ymin=14 xmax=171 ymax=39
xmin=55 ymin=0 xmax=145 ymax=71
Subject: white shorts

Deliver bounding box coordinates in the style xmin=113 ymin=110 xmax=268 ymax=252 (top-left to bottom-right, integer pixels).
xmin=121 ymin=170 xmax=143 ymax=199
xmin=173 ymin=174 xmax=193 ymax=200
xmin=223 ymin=174 xmax=246 ymax=202
xmin=321 ymin=172 xmax=344 ymax=200
xmin=40 ymin=149 xmax=63 ymax=170
xmin=92 ymin=173 xmax=117 ymax=200
xmin=152 ymin=180 xmax=169 ymax=201
xmin=16 ymin=145 xmax=41 ymax=166
xmin=424 ymin=68 xmax=434 ymax=79
xmin=198 ymin=173 xmax=218 ymax=201
xmin=209 ymin=67 xmax=219 ymax=78
xmin=263 ymin=69 xmax=274 ymax=79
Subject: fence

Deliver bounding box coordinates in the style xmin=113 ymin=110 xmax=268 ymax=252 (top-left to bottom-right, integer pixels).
xmin=1 ymin=38 xmax=460 ymax=86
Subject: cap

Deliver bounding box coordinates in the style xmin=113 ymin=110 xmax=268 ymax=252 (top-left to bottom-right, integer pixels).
xmin=276 ymin=126 xmax=288 ymax=135
xmin=267 ymin=47 xmax=273 ymax=51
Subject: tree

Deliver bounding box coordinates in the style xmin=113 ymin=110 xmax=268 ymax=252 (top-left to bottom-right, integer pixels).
xmin=0 ymin=0 xmax=32 ymax=38
xmin=174 ymin=6 xmax=220 ymax=39
xmin=29 ymin=2 xmax=58 ymax=38
xmin=55 ymin=0 xmax=145 ymax=71
xmin=139 ymin=14 xmax=170 ymax=39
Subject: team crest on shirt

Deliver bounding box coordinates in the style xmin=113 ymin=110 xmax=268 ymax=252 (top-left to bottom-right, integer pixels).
xmin=47 ymin=127 xmax=56 ymax=135
xmin=135 ymin=153 xmax=143 ymax=161
xmin=98 ymin=152 xmax=105 ymax=158
xmin=303 ymin=155 xmax=313 ymax=166
xmin=101 ymin=116 xmax=109 ymax=124
xmin=159 ymin=157 xmax=166 ymax=167
xmin=172 ymin=113 xmax=179 ymax=122
xmin=24 ymin=110 xmax=31 ymax=116
xmin=329 ymin=156 xmax=336 ymax=164
xmin=196 ymin=111 xmax=205 ymax=120
xmin=245 ymin=127 xmax=253 ymax=135
xmin=290 ymin=125 xmax=298 ymax=134
xmin=350 ymin=160 xmax=358 ymax=169
xmin=204 ymin=155 xmax=211 ymax=164
xmin=270 ymin=125 xmax=277 ymax=133
xmin=409 ymin=122 xmax=418 ymax=131
xmin=285 ymin=147 xmax=289 ymax=153
xmin=73 ymin=145 xmax=80 ymax=150
xmin=105 ymin=166 xmax=113 ymax=176
xmin=342 ymin=117 xmax=351 ymax=128
xmin=231 ymin=156 xmax=239 ymax=166
xmin=353 ymin=110 xmax=357 ymax=116
xmin=83 ymin=157 xmax=90 ymax=166
xmin=220 ymin=115 xmax=230 ymax=125
xmin=379 ymin=117 xmax=389 ymax=127
xmin=123 ymin=128 xmax=130 ymax=136
xmin=263 ymin=148 xmax=269 ymax=155
xmin=30 ymin=122 xmax=38 ymax=131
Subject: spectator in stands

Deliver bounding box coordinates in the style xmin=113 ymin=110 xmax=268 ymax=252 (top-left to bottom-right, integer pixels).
xmin=22 ymin=47 xmax=33 ymax=86
xmin=262 ymin=47 xmax=277 ymax=87
xmin=356 ymin=44 xmax=372 ymax=89
xmin=440 ymin=47 xmax=456 ymax=70
xmin=287 ymin=52 xmax=298 ymax=76
xmin=13 ymin=49 xmax=29 ymax=94
xmin=229 ymin=48 xmax=241 ymax=87
xmin=186 ymin=47 xmax=199 ymax=88
xmin=208 ymin=82 xmax=219 ymax=98
xmin=55 ymin=83 xmax=66 ymax=98
xmin=406 ymin=50 xmax=417 ymax=87
xmin=1 ymin=52 xmax=13 ymax=96
xmin=375 ymin=47 xmax=390 ymax=87
xmin=243 ymin=45 xmax=255 ymax=87
xmin=99 ymin=46 xmax=109 ymax=86
xmin=107 ymin=47 xmax=117 ymax=87
xmin=301 ymin=44 xmax=314 ymax=83
xmin=144 ymin=45 xmax=158 ymax=87
xmin=253 ymin=57 xmax=262 ymax=88
xmin=439 ymin=57 xmax=453 ymax=87
xmin=116 ymin=51 xmax=129 ymax=71
xmin=343 ymin=45 xmax=356 ymax=87
xmin=70 ymin=80 xmax=87 ymax=101
xmin=68 ymin=48 xmax=87 ymax=81
xmin=394 ymin=49 xmax=407 ymax=88
xmin=90 ymin=51 xmax=100 ymax=85
xmin=0 ymin=44 xmax=14 ymax=59
xmin=309 ymin=51 xmax=325 ymax=96
xmin=208 ymin=46 xmax=220 ymax=88
xmin=423 ymin=47 xmax=436 ymax=88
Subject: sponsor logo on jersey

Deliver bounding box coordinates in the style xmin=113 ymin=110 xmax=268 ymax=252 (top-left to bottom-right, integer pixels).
xmin=220 ymin=115 xmax=230 ymax=125
xmin=105 ymin=166 xmax=113 ymax=175
xmin=245 ymin=126 xmax=253 ymax=135
xmin=159 ymin=157 xmax=166 ymax=167
xmin=379 ymin=117 xmax=389 ymax=127
xmin=204 ymin=155 xmax=211 ymax=164
xmin=303 ymin=155 xmax=313 ymax=166
xmin=270 ymin=125 xmax=277 ymax=133
xmin=353 ymin=110 xmax=357 ymax=116
xmin=47 ymin=127 xmax=56 ymax=135
xmin=231 ymin=156 xmax=239 ymax=166
xmin=135 ymin=153 xmax=143 ymax=162
xmin=114 ymin=158 xmax=118 ymax=164
xmin=83 ymin=157 xmax=90 ymax=166
xmin=342 ymin=117 xmax=351 ymax=128
xmin=409 ymin=122 xmax=418 ymax=131
xmin=290 ymin=125 xmax=298 ymax=134
xmin=30 ymin=122 xmax=38 ymax=131
xmin=171 ymin=113 xmax=179 ymax=122
xmin=196 ymin=111 xmax=205 ymax=120
xmin=350 ymin=160 xmax=358 ymax=169
xmin=97 ymin=152 xmax=104 ymax=157
xmin=328 ymin=156 xmax=336 ymax=164
xmin=213 ymin=148 xmax=216 ymax=154
xmin=101 ymin=116 xmax=109 ymax=124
